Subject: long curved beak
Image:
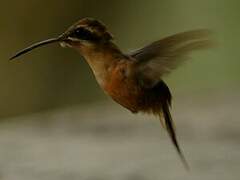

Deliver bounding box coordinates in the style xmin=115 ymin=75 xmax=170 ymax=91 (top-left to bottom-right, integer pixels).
xmin=10 ymin=37 xmax=63 ymax=60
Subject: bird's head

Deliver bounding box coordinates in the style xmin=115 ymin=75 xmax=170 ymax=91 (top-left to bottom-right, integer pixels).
xmin=10 ymin=18 xmax=113 ymax=60
xmin=60 ymin=18 xmax=113 ymax=48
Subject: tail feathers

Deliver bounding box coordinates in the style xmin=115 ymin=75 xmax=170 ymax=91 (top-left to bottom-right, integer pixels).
xmin=161 ymin=102 xmax=190 ymax=170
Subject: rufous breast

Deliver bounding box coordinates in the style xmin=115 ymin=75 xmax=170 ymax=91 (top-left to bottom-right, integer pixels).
xmin=103 ymin=61 xmax=142 ymax=113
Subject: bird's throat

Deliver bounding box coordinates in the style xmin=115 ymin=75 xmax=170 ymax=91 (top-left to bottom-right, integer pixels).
xmin=76 ymin=42 xmax=124 ymax=86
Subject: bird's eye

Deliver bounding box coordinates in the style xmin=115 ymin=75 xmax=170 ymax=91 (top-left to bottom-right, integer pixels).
xmin=71 ymin=27 xmax=99 ymax=41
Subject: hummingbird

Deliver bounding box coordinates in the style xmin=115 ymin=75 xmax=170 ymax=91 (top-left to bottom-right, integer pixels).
xmin=10 ymin=18 xmax=213 ymax=169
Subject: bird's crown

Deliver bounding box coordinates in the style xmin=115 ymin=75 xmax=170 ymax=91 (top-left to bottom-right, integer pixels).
xmin=64 ymin=18 xmax=113 ymax=42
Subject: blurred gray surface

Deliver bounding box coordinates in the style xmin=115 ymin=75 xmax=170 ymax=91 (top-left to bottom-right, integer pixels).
xmin=0 ymin=93 xmax=239 ymax=180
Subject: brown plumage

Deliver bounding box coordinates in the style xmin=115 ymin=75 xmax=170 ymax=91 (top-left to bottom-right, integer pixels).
xmin=10 ymin=18 xmax=214 ymax=169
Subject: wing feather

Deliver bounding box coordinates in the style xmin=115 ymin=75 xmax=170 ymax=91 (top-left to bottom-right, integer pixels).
xmin=129 ymin=29 xmax=214 ymax=88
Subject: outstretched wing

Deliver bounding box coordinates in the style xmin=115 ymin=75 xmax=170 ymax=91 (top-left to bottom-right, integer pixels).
xmin=129 ymin=29 xmax=214 ymax=88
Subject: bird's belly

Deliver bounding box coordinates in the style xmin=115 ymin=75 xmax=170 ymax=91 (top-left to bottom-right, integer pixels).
xmin=103 ymin=74 xmax=141 ymax=113
xmin=103 ymin=75 xmax=169 ymax=114
xmin=101 ymin=62 xmax=166 ymax=114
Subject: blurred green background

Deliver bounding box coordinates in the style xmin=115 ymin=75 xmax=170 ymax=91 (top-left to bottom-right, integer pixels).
xmin=1 ymin=0 xmax=239 ymax=116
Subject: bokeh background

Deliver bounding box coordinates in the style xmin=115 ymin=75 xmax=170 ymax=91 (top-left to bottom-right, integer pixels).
xmin=0 ymin=0 xmax=239 ymax=180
